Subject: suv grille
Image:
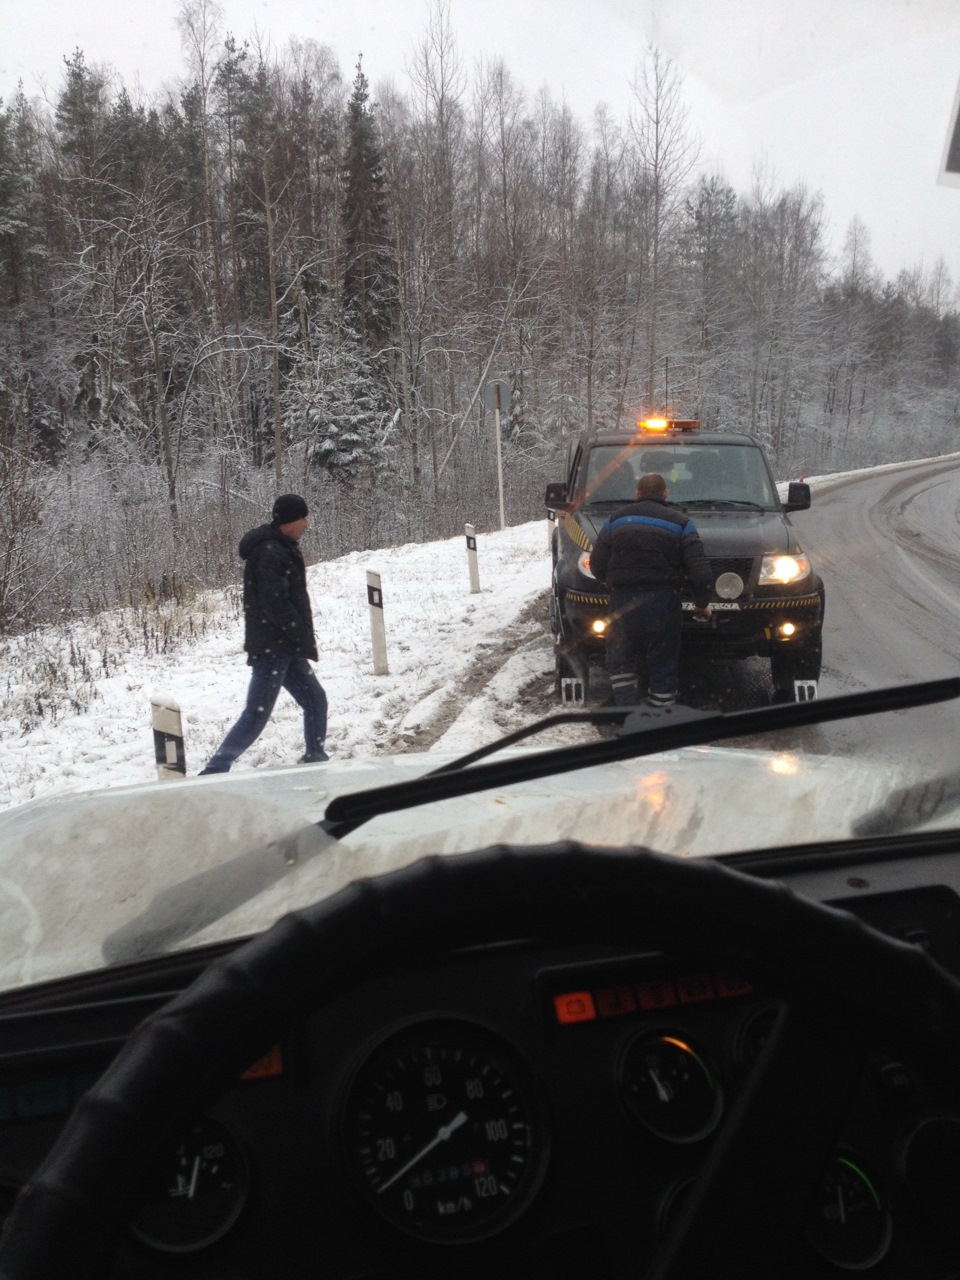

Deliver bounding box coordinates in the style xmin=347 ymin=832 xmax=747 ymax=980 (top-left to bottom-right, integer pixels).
xmin=709 ymin=557 xmax=754 ymax=581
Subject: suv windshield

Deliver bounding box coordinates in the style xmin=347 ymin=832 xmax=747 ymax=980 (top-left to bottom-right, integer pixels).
xmin=583 ymin=443 xmax=780 ymax=508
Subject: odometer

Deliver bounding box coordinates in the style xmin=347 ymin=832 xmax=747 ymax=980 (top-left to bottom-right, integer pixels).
xmin=340 ymin=1020 xmax=548 ymax=1243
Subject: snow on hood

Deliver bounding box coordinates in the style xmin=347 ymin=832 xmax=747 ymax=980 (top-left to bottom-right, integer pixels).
xmin=0 ymin=743 xmax=902 ymax=994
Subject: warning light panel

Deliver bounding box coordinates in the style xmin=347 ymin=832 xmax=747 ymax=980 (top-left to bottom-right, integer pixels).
xmin=551 ymin=970 xmax=754 ymax=1026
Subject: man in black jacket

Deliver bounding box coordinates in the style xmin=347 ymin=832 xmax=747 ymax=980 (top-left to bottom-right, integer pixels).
xmin=199 ymin=494 xmax=329 ymax=773
xmin=590 ymin=473 xmax=713 ymax=707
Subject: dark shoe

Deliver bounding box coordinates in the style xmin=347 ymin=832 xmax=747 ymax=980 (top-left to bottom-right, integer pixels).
xmin=298 ymin=750 xmax=329 ymax=764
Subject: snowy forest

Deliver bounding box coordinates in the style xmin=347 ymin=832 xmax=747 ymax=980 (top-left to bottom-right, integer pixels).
xmin=1 ymin=0 xmax=959 ymax=640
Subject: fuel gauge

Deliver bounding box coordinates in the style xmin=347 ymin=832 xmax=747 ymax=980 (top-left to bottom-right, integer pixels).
xmin=619 ymin=1031 xmax=722 ymax=1143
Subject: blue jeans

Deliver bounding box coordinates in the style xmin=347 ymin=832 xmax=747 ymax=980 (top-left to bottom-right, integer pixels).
xmin=605 ymin=588 xmax=682 ymax=706
xmin=200 ymin=656 xmax=328 ymax=773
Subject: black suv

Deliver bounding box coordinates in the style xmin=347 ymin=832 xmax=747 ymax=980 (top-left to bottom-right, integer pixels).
xmin=545 ymin=420 xmax=824 ymax=703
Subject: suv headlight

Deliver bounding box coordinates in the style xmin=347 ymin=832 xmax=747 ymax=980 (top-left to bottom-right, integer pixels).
xmin=578 ymin=551 xmax=595 ymax=580
xmin=759 ymin=554 xmax=811 ymax=586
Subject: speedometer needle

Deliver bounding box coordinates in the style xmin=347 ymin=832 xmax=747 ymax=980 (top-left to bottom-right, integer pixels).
xmin=378 ymin=1110 xmax=468 ymax=1193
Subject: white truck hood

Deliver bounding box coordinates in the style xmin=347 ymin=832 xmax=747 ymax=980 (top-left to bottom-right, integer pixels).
xmin=0 ymin=742 xmax=906 ymax=994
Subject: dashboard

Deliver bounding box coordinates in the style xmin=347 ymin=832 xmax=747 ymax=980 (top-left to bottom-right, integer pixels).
xmin=2 ymin=836 xmax=960 ymax=1279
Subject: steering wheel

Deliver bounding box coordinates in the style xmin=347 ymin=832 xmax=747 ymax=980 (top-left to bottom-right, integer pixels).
xmin=2 ymin=841 xmax=959 ymax=1279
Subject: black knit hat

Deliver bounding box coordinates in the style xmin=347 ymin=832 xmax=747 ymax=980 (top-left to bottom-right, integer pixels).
xmin=271 ymin=493 xmax=309 ymax=525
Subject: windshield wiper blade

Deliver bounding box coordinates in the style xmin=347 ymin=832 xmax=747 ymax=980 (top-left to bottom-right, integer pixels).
xmin=321 ymin=677 xmax=960 ymax=836
xmin=682 ymin=498 xmax=769 ymax=510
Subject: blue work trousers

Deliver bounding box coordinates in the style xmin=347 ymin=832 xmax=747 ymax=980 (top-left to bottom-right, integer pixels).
xmin=605 ymin=588 xmax=682 ymax=707
xmin=201 ymin=655 xmax=328 ymax=773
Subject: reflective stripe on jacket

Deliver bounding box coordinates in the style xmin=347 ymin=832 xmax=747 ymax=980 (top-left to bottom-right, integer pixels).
xmin=589 ymin=498 xmax=713 ymax=608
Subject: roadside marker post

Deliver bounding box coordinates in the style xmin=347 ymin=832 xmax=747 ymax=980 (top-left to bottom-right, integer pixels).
xmin=151 ymin=695 xmax=186 ymax=781
xmin=465 ymin=524 xmax=481 ymax=594
xmin=367 ymin=571 xmax=389 ymax=675
xmin=483 ymin=379 xmax=510 ymax=531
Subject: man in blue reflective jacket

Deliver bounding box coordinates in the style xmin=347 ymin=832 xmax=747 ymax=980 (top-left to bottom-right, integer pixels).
xmin=590 ymin=473 xmax=713 ymax=707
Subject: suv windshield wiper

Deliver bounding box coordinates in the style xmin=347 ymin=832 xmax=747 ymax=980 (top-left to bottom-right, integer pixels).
xmin=681 ymin=498 xmax=770 ymax=510
xmin=321 ymin=678 xmax=960 ymax=837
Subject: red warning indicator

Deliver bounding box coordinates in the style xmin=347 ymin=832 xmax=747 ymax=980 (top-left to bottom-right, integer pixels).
xmin=554 ymin=991 xmax=597 ymax=1025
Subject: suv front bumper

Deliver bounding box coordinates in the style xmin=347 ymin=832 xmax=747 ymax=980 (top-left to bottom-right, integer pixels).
xmin=558 ymin=587 xmax=822 ymax=659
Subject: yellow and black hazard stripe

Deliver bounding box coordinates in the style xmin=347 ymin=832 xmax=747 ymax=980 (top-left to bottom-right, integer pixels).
xmin=561 ymin=513 xmax=593 ymax=553
xmin=743 ymin=594 xmax=821 ymax=610
xmin=566 ymin=591 xmax=609 ymax=606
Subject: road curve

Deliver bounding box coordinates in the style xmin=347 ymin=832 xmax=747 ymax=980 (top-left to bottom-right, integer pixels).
xmin=771 ymin=454 xmax=960 ymax=767
xmin=798 ymin=455 xmax=960 ymax=693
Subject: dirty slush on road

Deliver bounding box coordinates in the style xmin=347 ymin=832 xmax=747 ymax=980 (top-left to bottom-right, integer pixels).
xmin=376 ymin=592 xmax=581 ymax=755
xmin=373 ymin=586 xmax=802 ymax=765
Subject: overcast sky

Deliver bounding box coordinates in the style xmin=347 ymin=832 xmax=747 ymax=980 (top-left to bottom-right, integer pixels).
xmin=2 ymin=0 xmax=959 ymax=283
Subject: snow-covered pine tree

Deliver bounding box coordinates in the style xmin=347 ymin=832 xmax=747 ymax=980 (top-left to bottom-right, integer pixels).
xmin=282 ymin=308 xmax=397 ymax=483
xmin=341 ymin=59 xmax=396 ymax=354
xmin=278 ymin=58 xmax=399 ymax=486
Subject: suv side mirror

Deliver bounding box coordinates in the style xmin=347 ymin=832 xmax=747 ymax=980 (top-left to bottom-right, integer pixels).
xmin=545 ymin=482 xmax=570 ymax=510
xmin=784 ymin=481 xmax=811 ymax=512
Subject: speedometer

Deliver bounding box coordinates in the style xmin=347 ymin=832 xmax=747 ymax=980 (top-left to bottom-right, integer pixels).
xmin=339 ymin=1020 xmax=548 ymax=1243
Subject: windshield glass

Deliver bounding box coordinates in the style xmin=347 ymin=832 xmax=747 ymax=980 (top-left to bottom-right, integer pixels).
xmin=583 ymin=443 xmax=781 ymax=507
xmin=1 ymin=6 xmax=959 ymax=999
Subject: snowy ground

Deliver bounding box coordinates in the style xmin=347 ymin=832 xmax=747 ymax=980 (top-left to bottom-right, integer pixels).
xmin=0 ymin=520 xmax=562 ymax=813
